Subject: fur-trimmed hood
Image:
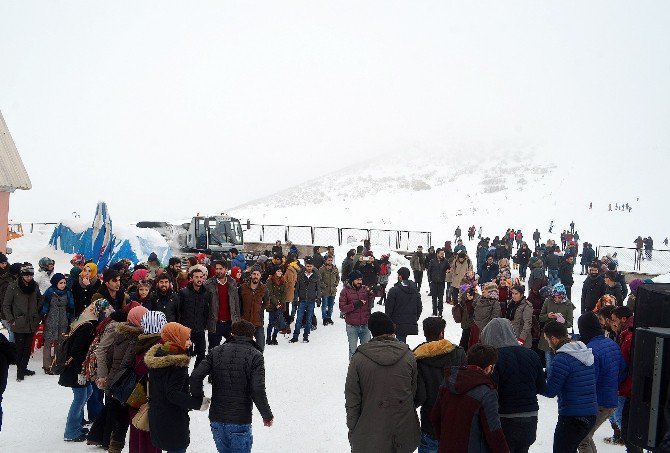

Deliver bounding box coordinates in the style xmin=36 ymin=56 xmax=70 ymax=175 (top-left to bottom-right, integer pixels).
xmin=413 ymin=339 xmax=457 ymax=360
xmin=144 ymin=343 xmax=190 ymax=369
xmin=135 ymin=333 xmax=162 ymax=354
xmin=115 ymin=322 xmax=144 ymax=337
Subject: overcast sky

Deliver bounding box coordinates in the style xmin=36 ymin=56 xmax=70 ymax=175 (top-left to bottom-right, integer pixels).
xmin=2 ymin=1 xmax=668 ymax=224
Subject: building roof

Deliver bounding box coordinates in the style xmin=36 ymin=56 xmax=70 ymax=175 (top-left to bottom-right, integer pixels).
xmin=0 ymin=110 xmax=32 ymax=192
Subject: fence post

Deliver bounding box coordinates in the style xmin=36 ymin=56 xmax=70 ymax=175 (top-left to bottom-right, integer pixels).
xmin=261 ymin=225 xmax=265 ymax=242
xmin=31 ymin=223 xmax=34 ymax=233
xmin=428 ymin=232 xmax=432 ymax=248
xmin=338 ymin=228 xmax=342 ymax=246
xmin=285 ymin=226 xmax=289 ymax=243
xmin=311 ymin=227 xmax=315 ymax=245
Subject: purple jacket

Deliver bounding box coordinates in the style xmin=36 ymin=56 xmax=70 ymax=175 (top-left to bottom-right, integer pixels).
xmin=339 ymin=283 xmax=374 ymax=326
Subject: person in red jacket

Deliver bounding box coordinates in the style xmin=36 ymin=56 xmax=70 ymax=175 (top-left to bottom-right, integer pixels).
xmin=431 ymin=344 xmax=509 ymax=453
xmin=339 ymin=270 xmax=375 ymax=360
xmin=609 ymin=306 xmax=641 ymax=453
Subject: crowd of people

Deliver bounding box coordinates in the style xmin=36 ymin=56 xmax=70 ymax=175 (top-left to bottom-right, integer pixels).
xmin=0 ymin=224 xmax=663 ymax=452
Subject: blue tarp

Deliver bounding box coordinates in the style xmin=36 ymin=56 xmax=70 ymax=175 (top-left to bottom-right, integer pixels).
xmin=49 ymin=202 xmax=172 ymax=269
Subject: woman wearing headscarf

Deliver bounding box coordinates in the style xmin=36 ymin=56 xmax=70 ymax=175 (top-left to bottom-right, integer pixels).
xmin=97 ymin=305 xmax=148 ymax=453
xmin=480 ymin=318 xmax=545 ymax=453
xmin=59 ymin=298 xmax=112 ymax=442
xmin=538 ymin=283 xmax=575 ymax=373
xmin=72 ymin=262 xmax=102 ymax=318
xmin=128 ymin=311 xmax=167 ymax=453
xmin=41 ymin=273 xmax=75 ymax=373
xmin=469 ymin=281 xmax=502 ymax=348
xmin=145 ymin=322 xmax=208 ymax=453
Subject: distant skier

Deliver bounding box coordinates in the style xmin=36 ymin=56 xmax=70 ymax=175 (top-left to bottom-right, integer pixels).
xmin=548 ymin=221 xmax=554 ymax=233
xmin=664 ymin=238 xmax=668 ymax=247
xmin=608 ymin=204 xmax=612 ymax=211
xmin=589 ymin=202 xmax=593 ymax=209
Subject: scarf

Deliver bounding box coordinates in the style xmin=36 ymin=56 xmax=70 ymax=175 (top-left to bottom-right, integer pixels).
xmin=71 ymin=298 xmax=111 ymax=330
xmin=18 ymin=278 xmax=37 ymax=295
xmin=270 ymin=274 xmax=285 ymax=286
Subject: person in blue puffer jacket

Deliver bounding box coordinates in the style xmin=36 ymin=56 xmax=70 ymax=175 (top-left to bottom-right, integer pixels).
xmin=542 ymin=320 xmax=598 ymax=453
xmin=576 ymin=312 xmax=627 ymax=452
xmin=230 ymin=248 xmax=247 ymax=272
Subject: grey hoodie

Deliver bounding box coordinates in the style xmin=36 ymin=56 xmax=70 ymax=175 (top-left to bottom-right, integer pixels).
xmin=556 ymin=341 xmax=594 ymax=366
xmin=480 ymin=318 xmax=519 ymax=348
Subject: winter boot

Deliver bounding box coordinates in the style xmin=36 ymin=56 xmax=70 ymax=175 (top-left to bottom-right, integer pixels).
xmin=107 ymin=439 xmax=125 ymax=453
xmin=271 ymin=333 xmax=278 ymax=345
xmin=266 ymin=337 xmax=272 ymax=346
xmin=289 ymin=337 xmax=299 ymax=343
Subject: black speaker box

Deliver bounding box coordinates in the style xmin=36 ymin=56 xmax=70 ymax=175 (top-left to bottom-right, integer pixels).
xmin=634 ymin=284 xmax=670 ymax=330
xmin=628 ymin=327 xmax=670 ymax=449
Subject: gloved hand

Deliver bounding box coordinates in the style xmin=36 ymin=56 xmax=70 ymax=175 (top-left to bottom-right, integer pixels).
xmin=77 ymin=374 xmax=86 ymax=385
xmin=199 ymin=397 xmax=211 ymax=411
xmin=353 ymin=301 xmax=363 ymax=309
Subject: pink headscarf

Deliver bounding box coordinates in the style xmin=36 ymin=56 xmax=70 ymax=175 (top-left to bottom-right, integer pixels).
xmin=127 ymin=306 xmax=149 ymax=327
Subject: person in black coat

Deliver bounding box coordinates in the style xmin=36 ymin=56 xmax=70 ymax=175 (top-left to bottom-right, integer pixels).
xmin=385 ymin=268 xmax=422 ymax=344
xmin=480 ymin=318 xmax=545 ymax=453
xmin=581 ymin=263 xmax=607 ymax=314
xmin=190 ymin=320 xmax=273 ymax=450
xmin=145 ymin=322 xmax=208 ymax=453
xmin=607 ymin=262 xmax=629 ymax=300
xmin=177 ymin=269 xmax=211 ymax=368
xmin=413 ymin=317 xmax=466 ymax=450
xmin=479 ymin=254 xmax=499 ymax=285
xmin=71 ymin=265 xmax=102 ymax=318
xmin=604 ymin=271 xmax=624 ymax=306
xmin=341 ymin=250 xmax=355 ymax=284
xmin=58 ymin=298 xmax=110 ymax=442
xmin=558 ymin=255 xmax=575 ymax=301
xmin=149 ymin=274 xmax=180 ymax=322
xmin=427 ymin=249 xmax=449 ymax=317
xmin=0 ymin=332 xmax=17 ymax=432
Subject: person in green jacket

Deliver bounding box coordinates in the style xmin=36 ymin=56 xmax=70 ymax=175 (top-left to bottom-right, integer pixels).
xmin=538 ymin=282 xmax=575 ymax=373
xmin=2 ymin=264 xmax=42 ymax=381
xmin=319 ymin=255 xmax=340 ymax=326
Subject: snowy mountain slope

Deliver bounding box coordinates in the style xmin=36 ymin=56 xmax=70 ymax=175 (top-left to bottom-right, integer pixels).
xmin=230 ymin=146 xmax=668 ymax=250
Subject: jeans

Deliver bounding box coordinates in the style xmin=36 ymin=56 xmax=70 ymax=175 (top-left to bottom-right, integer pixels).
xmin=553 ymin=415 xmax=596 ymax=453
xmin=254 ymin=326 xmax=265 ymax=352
xmin=545 ymin=351 xmax=555 ymax=375
xmin=208 ymin=320 xmax=232 ymax=350
xmin=191 ymin=330 xmax=207 ymax=368
xmin=418 ymin=432 xmax=439 ymax=453
xmin=292 ymin=301 xmax=315 ymax=340
xmin=64 ymin=383 xmax=93 ymax=440
xmin=210 ymin=422 xmax=253 ymax=453
xmin=396 ymin=334 xmax=407 ymax=344
xmin=321 ymin=296 xmax=335 ymax=321
xmin=501 ymin=416 xmax=537 ymax=453
xmin=1 ymin=320 xmax=14 ymax=342
xmin=581 ymin=264 xmax=587 ymax=274
xmin=87 ymin=382 xmax=104 ymax=422
xmin=519 ymin=265 xmax=528 ymax=279
xmin=346 ymin=324 xmax=371 ymax=359
xmin=414 ymin=271 xmax=423 ymax=290
xmin=548 ymin=269 xmax=559 ymax=287
xmin=578 ymin=407 xmax=614 ymax=453
xmin=609 ymin=396 xmax=625 ymax=429
xmin=266 ymin=311 xmax=287 ymax=339
xmin=430 ymin=282 xmax=445 ymax=315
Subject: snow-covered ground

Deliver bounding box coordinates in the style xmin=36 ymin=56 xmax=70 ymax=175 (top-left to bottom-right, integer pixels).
xmin=1 ymin=232 xmax=631 ymax=452
xmin=229 ymin=148 xmax=669 ymax=261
